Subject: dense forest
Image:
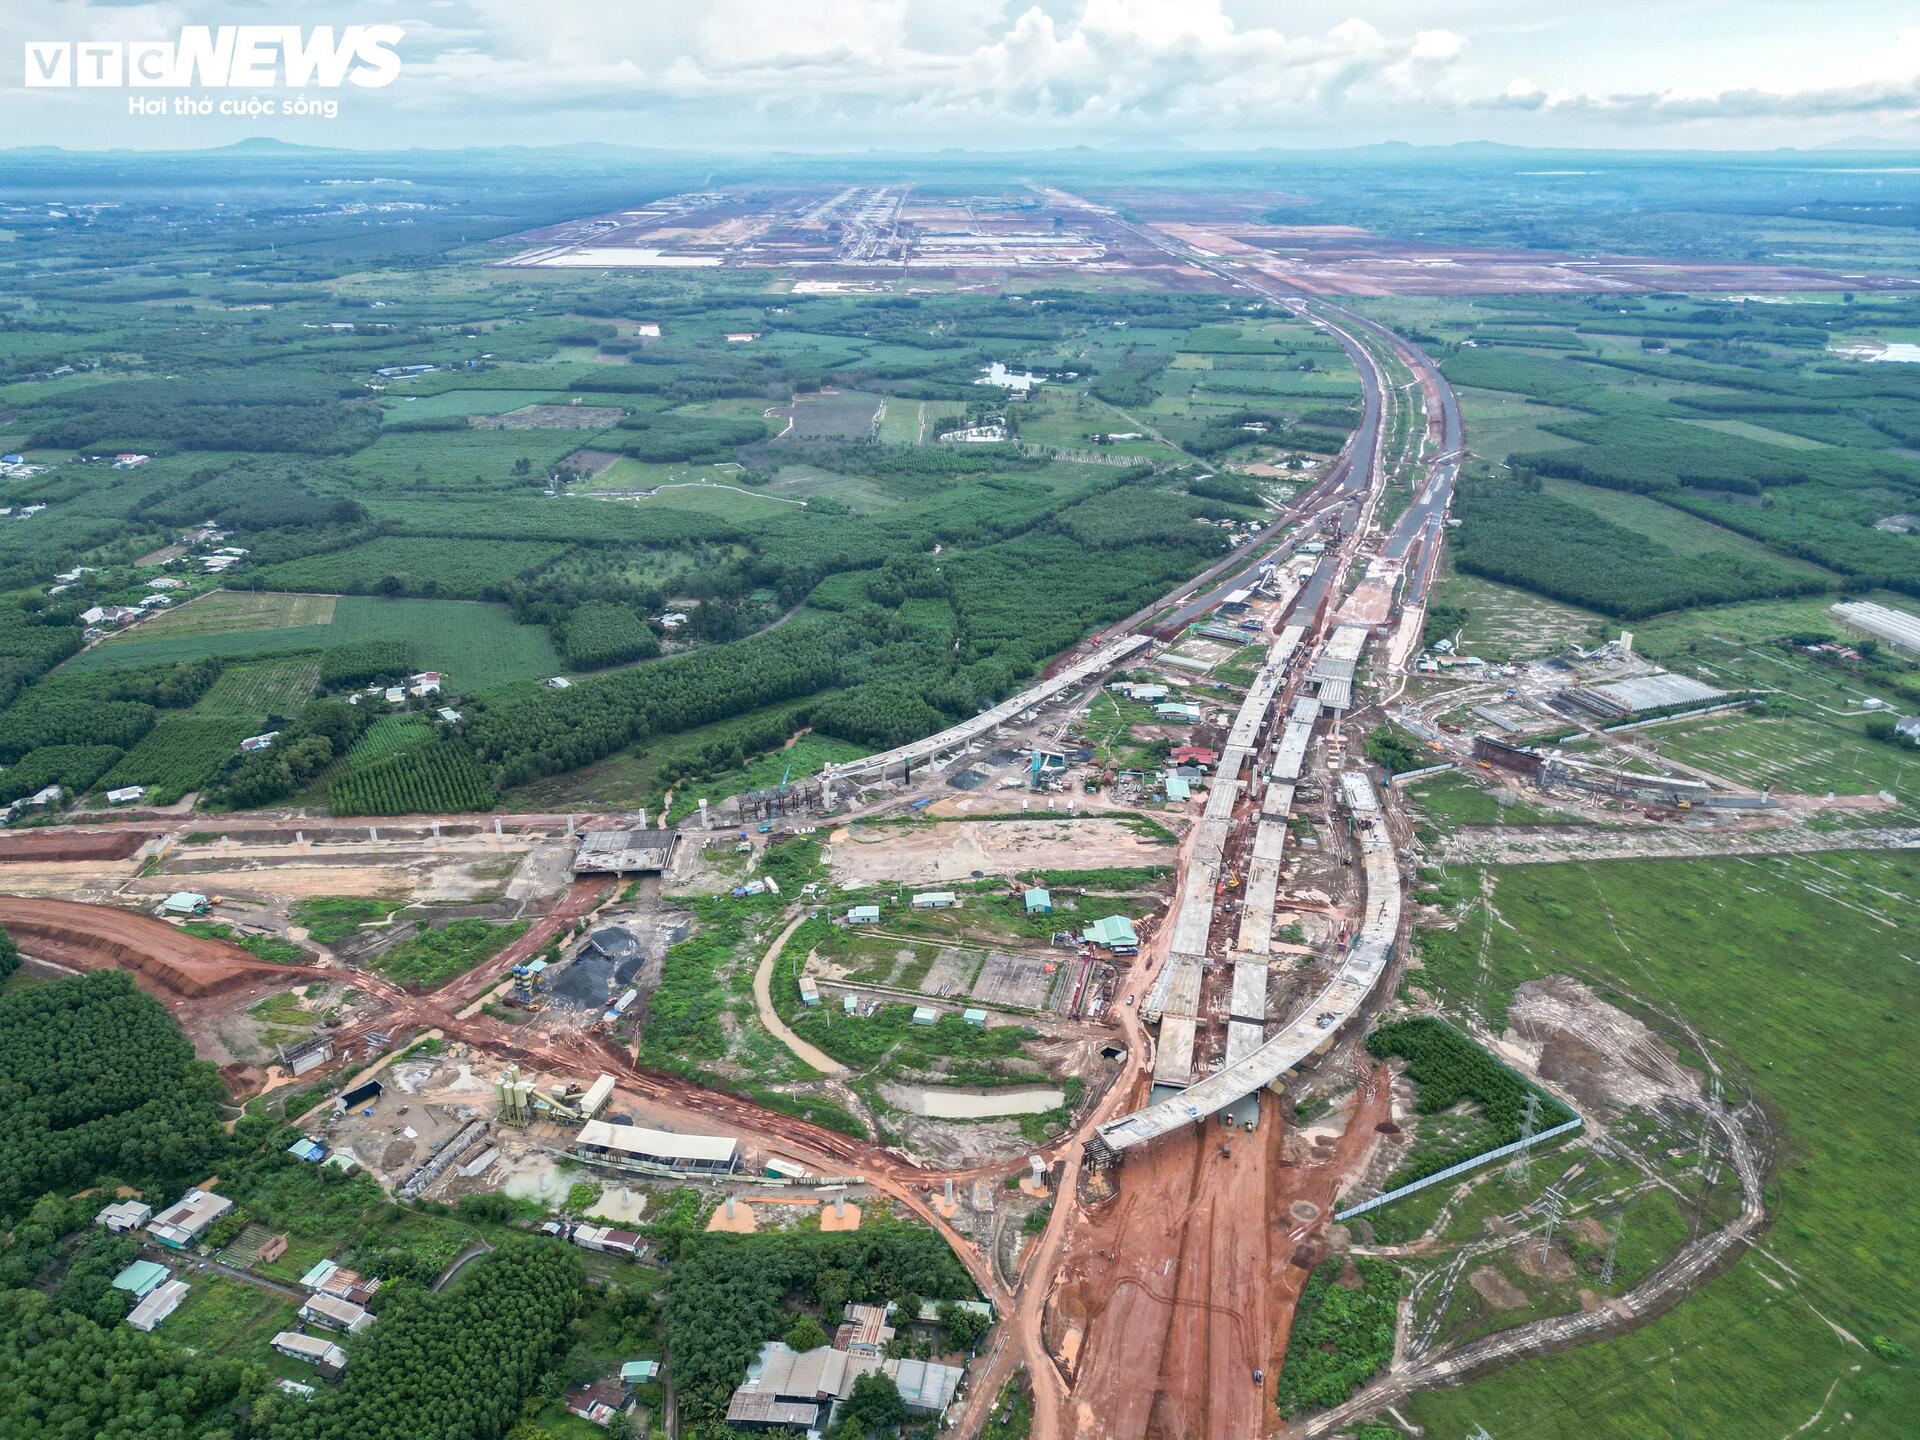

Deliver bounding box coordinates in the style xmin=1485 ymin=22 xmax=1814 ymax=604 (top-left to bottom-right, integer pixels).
xmin=0 ymin=969 xmax=230 ymax=1226
xmin=0 ymin=1287 xmax=260 ymax=1440
xmin=1273 ymin=1257 xmax=1402 ymax=1417
xmin=467 ymin=623 xmax=845 ymax=785
xmin=264 ymin=1244 xmax=587 ymax=1440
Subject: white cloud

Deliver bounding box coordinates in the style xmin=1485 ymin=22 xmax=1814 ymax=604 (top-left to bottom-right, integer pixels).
xmin=6 ymin=0 xmax=1920 ymax=150
xmin=394 ymin=0 xmax=1472 ymax=140
xmin=1473 ymin=75 xmax=1920 ymax=126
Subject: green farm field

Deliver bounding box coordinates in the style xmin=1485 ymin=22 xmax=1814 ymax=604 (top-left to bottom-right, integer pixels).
xmin=190 ymin=657 xmax=322 ymax=718
xmin=1405 ymin=852 xmax=1920 ymax=1439
xmin=107 ymin=590 xmax=337 ymax=639
xmin=1601 ymin=709 xmax=1920 ymax=800
xmin=99 ymin=716 xmax=255 ymax=803
xmin=380 ymin=388 xmax=571 ymax=421
xmin=345 ymin=713 xmax=435 ymax=765
xmin=253 ymin=536 xmax=570 ymax=597
xmin=66 ymin=595 xmax=563 ymax=692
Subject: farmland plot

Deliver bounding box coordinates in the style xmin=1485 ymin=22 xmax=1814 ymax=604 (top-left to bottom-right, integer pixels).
xmin=191 ymin=658 xmax=321 ymax=719
xmin=99 ymin=717 xmax=255 ymax=804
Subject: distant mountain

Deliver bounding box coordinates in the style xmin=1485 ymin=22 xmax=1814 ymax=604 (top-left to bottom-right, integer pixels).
xmin=1809 ymin=136 xmax=1920 ymax=153
xmin=209 ymin=137 xmax=339 ymax=154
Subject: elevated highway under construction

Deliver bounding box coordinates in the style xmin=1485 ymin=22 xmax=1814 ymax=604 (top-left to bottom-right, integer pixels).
xmin=1092 ymin=630 xmax=1403 ymax=1163
xmin=1006 ymin=269 xmax=1448 ymax=1440
xmin=820 ymin=633 xmax=1151 ymax=787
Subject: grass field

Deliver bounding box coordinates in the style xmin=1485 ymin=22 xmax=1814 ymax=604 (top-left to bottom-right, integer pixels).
xmin=105 ymin=590 xmax=336 ymax=639
xmin=1402 ymin=770 xmax=1577 ymax=828
xmin=150 ymin=1272 xmax=299 ymax=1368
xmin=1455 ymin=386 xmax=1590 ymax=463
xmin=1616 ymin=710 xmax=1919 ymax=800
xmin=663 ymin=730 xmax=869 ymax=823
xmin=65 ymin=595 xmax=563 ymax=692
xmin=874 ymin=396 xmax=926 ymax=444
xmin=1013 ymin=391 xmax=1183 ymax=461
xmin=1404 ymin=851 xmax=1920 ymax=1439
xmin=619 ymin=482 xmax=802 ymax=518
xmin=291 ymin=895 xmax=404 ymax=944
xmin=1539 ymin=477 xmax=1841 ymax=580
xmin=1382 ymin=1145 xmax=1699 ymax=1341
xmin=1677 ymin=416 xmax=1832 ymax=451
xmin=370 ymin=916 xmax=527 ymax=989
xmin=254 ymin=536 xmax=570 ymax=598
xmin=760 ymin=463 xmax=902 ymax=512
xmin=1427 ymin=567 xmax=1607 ymax=661
xmin=1625 ymin=591 xmax=1919 ymax=701
xmin=381 ymin=388 xmax=570 ymax=421
xmin=191 ymin=657 xmax=322 ymax=718
xmin=505 ymin=697 xmax=831 ymax=811
xmin=577 ymin=457 xmax=751 ymax=493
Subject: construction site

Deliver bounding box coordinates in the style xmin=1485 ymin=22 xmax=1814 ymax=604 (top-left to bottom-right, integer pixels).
xmin=0 ymin=284 xmax=1450 ymax=1440
xmin=1 ymin=282 xmax=1886 ymax=1440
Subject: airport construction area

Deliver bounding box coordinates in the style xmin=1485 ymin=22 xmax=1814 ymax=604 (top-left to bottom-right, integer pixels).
xmin=493 ymin=181 xmax=1896 ymax=298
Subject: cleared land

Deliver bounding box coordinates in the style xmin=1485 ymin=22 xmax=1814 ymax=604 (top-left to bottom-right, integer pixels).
xmin=827 ymin=818 xmax=1173 ymax=886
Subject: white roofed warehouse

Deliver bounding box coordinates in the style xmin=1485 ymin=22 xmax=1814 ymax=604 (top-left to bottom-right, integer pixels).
xmin=146 ymin=1188 xmax=232 ymax=1249
xmin=573 ymin=1118 xmax=738 ymax=1176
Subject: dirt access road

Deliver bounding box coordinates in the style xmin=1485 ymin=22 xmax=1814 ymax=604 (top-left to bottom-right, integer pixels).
xmin=752 ymin=909 xmax=846 ymax=1075
xmin=1439 ymin=822 xmax=1920 ymax=867
xmin=1054 ymin=1070 xmax=1392 ymax=1440
xmin=952 ymin=834 xmax=1178 ymax=1440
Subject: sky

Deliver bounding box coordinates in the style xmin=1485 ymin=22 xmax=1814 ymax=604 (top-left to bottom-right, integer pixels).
xmin=7 ymin=0 xmax=1920 ymax=153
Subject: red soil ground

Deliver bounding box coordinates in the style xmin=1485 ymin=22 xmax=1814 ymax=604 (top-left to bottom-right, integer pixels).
xmin=0 ymin=895 xmax=304 ymax=998
xmin=1048 ymin=1067 xmax=1391 ymax=1440
xmin=0 ymin=830 xmax=147 ymax=863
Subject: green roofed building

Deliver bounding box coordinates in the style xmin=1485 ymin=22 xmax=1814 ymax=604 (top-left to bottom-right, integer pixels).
xmin=1082 ymin=915 xmax=1139 ymax=953
xmin=112 ymin=1260 xmax=169 ymax=1299
xmin=1024 ymin=888 xmax=1052 ymax=914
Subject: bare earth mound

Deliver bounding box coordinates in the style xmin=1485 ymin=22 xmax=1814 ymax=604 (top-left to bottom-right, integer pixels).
xmin=0 ymin=830 xmax=147 ymax=863
xmin=0 ymin=895 xmax=291 ymax=998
